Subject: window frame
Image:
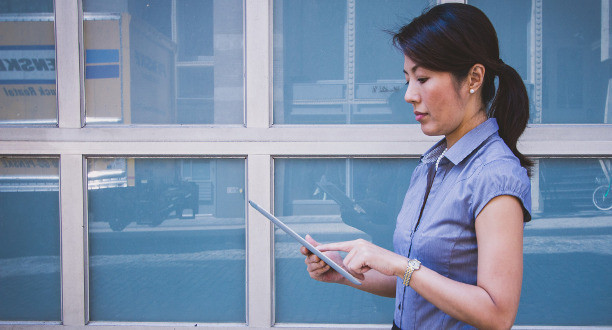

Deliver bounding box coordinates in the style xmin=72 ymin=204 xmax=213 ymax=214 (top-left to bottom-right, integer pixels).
xmin=0 ymin=0 xmax=610 ymax=328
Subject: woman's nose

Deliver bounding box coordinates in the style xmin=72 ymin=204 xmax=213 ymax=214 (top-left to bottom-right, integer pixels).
xmin=404 ymin=84 xmax=419 ymax=104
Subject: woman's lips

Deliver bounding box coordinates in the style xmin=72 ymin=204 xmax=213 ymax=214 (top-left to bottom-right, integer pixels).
xmin=414 ymin=112 xmax=427 ymax=121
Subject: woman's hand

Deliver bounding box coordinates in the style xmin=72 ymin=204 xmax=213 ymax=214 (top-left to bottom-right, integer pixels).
xmin=302 ymin=235 xmax=399 ymax=297
xmin=300 ymin=235 xmax=348 ymax=284
xmin=317 ymin=239 xmax=406 ymax=279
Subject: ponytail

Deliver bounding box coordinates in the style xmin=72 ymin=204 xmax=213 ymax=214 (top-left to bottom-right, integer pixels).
xmin=488 ymin=60 xmax=533 ymax=176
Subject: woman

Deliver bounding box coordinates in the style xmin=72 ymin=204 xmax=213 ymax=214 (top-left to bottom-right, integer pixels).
xmin=301 ymin=3 xmax=532 ymax=329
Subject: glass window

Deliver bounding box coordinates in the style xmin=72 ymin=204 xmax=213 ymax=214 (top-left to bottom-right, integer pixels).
xmin=0 ymin=157 xmax=60 ymax=321
xmin=273 ymin=0 xmax=431 ymax=124
xmin=83 ymin=0 xmax=244 ymax=125
xmin=87 ymin=158 xmax=246 ymax=322
xmin=272 ymin=157 xmax=612 ymax=326
xmin=471 ymin=0 xmax=610 ymax=124
xmin=273 ymin=158 xmax=418 ymax=323
xmin=0 ymin=0 xmax=56 ymax=125
xmin=518 ymin=158 xmax=612 ymax=325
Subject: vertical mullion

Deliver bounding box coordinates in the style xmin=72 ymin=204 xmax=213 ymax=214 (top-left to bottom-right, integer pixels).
xmin=55 ymin=0 xmax=84 ymax=129
xmin=245 ymin=0 xmax=273 ymax=325
xmin=59 ymin=154 xmax=86 ymax=325
xmin=245 ymin=0 xmax=273 ymax=323
xmin=56 ymin=0 xmax=86 ymax=325
xmin=245 ymin=0 xmax=271 ymax=128
xmin=247 ymin=155 xmax=273 ymax=327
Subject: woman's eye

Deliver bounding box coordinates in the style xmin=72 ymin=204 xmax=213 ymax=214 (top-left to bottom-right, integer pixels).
xmin=405 ymin=81 xmax=409 ymax=86
xmin=417 ymin=77 xmax=428 ymax=83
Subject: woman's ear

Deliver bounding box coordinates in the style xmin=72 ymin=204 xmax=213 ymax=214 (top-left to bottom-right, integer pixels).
xmin=467 ymin=64 xmax=485 ymax=94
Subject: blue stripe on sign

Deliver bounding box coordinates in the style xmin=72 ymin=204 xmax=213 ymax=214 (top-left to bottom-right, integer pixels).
xmin=85 ymin=65 xmax=120 ymax=79
xmin=85 ymin=49 xmax=119 ymax=64
xmin=0 ymin=80 xmax=55 ymax=84
xmin=0 ymin=45 xmax=55 ymax=50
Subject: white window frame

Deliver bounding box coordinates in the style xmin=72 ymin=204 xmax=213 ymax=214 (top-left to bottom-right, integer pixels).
xmin=0 ymin=0 xmax=610 ymax=328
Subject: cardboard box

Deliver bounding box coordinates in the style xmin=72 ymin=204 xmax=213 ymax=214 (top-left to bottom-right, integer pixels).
xmin=0 ymin=19 xmax=56 ymax=124
xmin=85 ymin=13 xmax=175 ymax=124
xmin=0 ymin=14 xmax=175 ymax=125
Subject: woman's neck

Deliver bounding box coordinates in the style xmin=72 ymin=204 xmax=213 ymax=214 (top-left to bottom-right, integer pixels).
xmin=445 ymin=111 xmax=488 ymax=149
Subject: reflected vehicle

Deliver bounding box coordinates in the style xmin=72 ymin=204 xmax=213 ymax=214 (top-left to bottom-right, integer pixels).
xmin=88 ymin=179 xmax=199 ymax=232
xmin=88 ymin=157 xmax=244 ymax=231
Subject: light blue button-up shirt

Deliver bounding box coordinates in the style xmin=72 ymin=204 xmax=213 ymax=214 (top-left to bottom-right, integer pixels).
xmin=393 ymin=118 xmax=531 ymax=329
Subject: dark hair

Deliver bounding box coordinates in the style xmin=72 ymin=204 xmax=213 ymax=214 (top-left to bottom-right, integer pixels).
xmin=392 ymin=3 xmax=533 ymax=175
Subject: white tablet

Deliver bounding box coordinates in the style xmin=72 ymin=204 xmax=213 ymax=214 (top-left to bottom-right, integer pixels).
xmin=248 ymin=200 xmax=361 ymax=285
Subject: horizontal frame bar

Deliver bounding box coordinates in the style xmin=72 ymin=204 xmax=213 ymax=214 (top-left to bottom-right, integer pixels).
xmin=0 ymin=125 xmax=610 ymax=157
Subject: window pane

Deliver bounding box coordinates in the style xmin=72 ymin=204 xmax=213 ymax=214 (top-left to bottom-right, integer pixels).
xmin=176 ymin=0 xmax=213 ymax=61
xmin=273 ymin=158 xmax=418 ymax=323
xmin=273 ymin=0 xmax=431 ymax=124
xmin=0 ymin=1 xmax=56 ymax=125
xmin=83 ymin=0 xmax=243 ymax=125
xmin=519 ymin=158 xmax=612 ymax=325
xmin=0 ymin=157 xmax=60 ymax=321
xmin=87 ymin=158 xmax=246 ymax=322
xmin=176 ymin=66 xmax=214 ymax=124
xmin=471 ymin=0 xmax=610 ymax=124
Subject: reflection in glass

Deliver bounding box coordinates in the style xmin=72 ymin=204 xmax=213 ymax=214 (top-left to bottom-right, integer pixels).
xmin=83 ymin=0 xmax=243 ymax=125
xmin=0 ymin=1 xmax=56 ymax=125
xmin=273 ymin=158 xmax=417 ymax=323
xmin=0 ymin=157 xmax=60 ymax=321
xmin=273 ymin=0 xmax=430 ymax=124
xmin=272 ymin=157 xmax=612 ymax=325
xmin=519 ymin=158 xmax=612 ymax=325
xmin=87 ymin=158 xmax=246 ymax=322
xmin=540 ymin=0 xmax=607 ymax=123
xmin=471 ymin=0 xmax=610 ymax=124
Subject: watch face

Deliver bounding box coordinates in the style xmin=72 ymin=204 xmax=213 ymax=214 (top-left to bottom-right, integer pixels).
xmin=408 ymin=259 xmax=420 ymax=269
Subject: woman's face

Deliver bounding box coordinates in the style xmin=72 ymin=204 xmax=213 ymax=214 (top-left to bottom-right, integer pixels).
xmin=403 ymin=56 xmax=477 ymax=146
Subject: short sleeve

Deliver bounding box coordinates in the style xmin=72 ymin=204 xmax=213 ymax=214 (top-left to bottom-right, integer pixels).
xmin=470 ymin=159 xmax=532 ymax=222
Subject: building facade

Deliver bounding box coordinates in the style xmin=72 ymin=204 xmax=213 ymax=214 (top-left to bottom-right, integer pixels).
xmin=0 ymin=0 xmax=610 ymax=328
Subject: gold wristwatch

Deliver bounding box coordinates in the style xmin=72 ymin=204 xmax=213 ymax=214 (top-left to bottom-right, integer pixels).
xmin=402 ymin=258 xmax=421 ymax=287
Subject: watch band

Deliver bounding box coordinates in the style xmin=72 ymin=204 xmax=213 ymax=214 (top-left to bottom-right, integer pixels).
xmin=402 ymin=259 xmax=420 ymax=287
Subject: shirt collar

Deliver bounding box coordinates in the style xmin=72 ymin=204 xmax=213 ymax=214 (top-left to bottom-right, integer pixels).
xmin=421 ymin=118 xmax=499 ymax=166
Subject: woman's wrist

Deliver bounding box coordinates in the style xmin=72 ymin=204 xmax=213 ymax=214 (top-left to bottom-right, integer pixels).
xmin=395 ymin=256 xmax=410 ymax=279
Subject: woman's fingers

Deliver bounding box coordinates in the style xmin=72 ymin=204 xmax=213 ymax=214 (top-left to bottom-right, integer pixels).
xmin=317 ymin=239 xmax=379 ymax=277
xmin=343 ymin=246 xmax=370 ymax=275
xmin=304 ymin=251 xmax=332 ymax=279
xmin=304 ymin=236 xmax=401 ymax=281
xmin=305 ymin=253 xmax=321 ymax=264
xmin=351 ymin=271 xmax=366 ymax=281
xmin=305 ymin=234 xmax=319 ymax=247
xmin=317 ymin=241 xmax=355 ymax=253
xmin=301 ymin=234 xmax=321 ymax=256
xmin=309 ymin=261 xmax=331 ymax=276
xmin=304 ymin=248 xmax=327 ymax=273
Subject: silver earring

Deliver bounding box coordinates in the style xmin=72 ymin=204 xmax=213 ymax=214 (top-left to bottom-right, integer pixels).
xmin=469 ymin=88 xmax=475 ymax=94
